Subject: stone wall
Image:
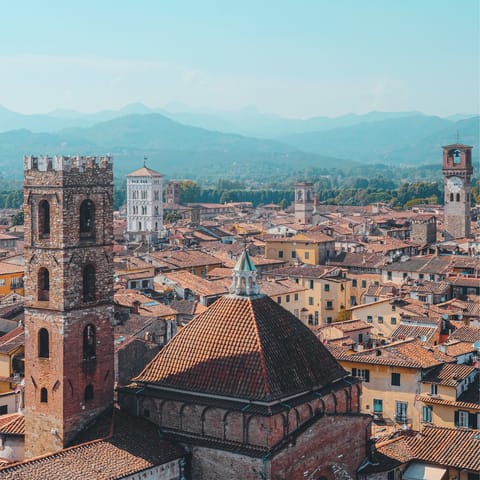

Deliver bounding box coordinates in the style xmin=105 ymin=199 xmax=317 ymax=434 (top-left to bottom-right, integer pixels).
xmin=120 ymin=380 xmax=365 ymax=478
xmin=23 ymin=155 xmax=114 ymax=458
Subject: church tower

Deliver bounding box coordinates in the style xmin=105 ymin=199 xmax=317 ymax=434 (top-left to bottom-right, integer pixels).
xmin=126 ymin=164 xmax=163 ymax=243
xmin=23 ymin=155 xmax=114 ymax=457
xmin=294 ymin=181 xmax=314 ymax=225
xmin=442 ymin=144 xmax=473 ymax=240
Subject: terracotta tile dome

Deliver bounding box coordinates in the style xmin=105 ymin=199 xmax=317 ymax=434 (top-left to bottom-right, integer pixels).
xmin=135 ymin=293 xmax=347 ymax=402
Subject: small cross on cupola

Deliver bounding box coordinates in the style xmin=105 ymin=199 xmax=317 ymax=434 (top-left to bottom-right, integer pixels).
xmin=230 ymin=249 xmax=260 ymax=296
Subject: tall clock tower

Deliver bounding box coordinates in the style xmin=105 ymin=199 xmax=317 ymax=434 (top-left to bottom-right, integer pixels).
xmin=442 ymin=144 xmax=473 ymax=240
xmin=23 ymin=155 xmax=114 ymax=457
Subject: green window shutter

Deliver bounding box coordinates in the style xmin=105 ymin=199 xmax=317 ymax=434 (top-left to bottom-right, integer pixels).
xmin=469 ymin=413 xmax=477 ymax=429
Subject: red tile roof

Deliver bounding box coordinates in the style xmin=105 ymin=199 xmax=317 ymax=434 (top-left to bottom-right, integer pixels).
xmin=450 ymin=325 xmax=480 ymax=343
xmin=334 ymin=338 xmax=453 ymax=369
xmin=127 ymin=166 xmax=163 ymax=177
xmin=135 ymin=294 xmax=347 ymax=402
xmin=0 ymin=409 xmax=183 ymax=479
xmin=372 ymin=426 xmax=480 ymax=473
xmin=0 ymin=326 xmax=24 ymax=354
xmin=407 ymin=426 xmax=480 ymax=471
xmin=422 ymin=363 xmax=476 ymax=386
xmin=0 ymin=413 xmax=24 ymax=435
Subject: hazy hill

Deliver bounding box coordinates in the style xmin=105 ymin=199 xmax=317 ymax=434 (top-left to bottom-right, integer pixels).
xmin=386 ymin=116 xmax=480 ymax=165
xmin=0 ymin=114 xmax=344 ymax=179
xmin=0 ymin=107 xmax=477 ymax=182
xmin=0 ymin=103 xmax=167 ymax=132
xmin=0 ymin=103 xmax=441 ymax=138
xmin=280 ymin=115 xmax=479 ymax=165
xmin=164 ymin=108 xmax=425 ymax=138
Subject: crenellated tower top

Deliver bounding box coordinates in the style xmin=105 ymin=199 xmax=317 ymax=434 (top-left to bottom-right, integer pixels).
xmin=24 ymin=155 xmax=113 ymax=188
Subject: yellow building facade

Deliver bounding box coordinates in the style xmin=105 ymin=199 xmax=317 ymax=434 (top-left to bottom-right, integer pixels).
xmin=334 ymin=339 xmax=452 ymax=431
xmin=266 ymin=266 xmax=350 ymax=326
xmin=416 ymin=363 xmax=479 ymax=429
xmin=265 ymin=233 xmax=335 ymax=266
xmin=0 ymin=262 xmax=24 ymax=297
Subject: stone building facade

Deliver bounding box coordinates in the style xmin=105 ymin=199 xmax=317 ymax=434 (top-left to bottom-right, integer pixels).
xmin=442 ymin=144 xmax=473 ymax=240
xmin=165 ymin=180 xmax=182 ymax=206
xmin=126 ymin=166 xmax=164 ymax=242
xmin=410 ymin=215 xmax=437 ymax=245
xmin=23 ymin=155 xmax=114 ymax=457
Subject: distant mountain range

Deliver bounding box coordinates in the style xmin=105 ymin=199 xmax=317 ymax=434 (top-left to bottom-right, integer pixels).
xmin=0 ymin=113 xmax=343 ymax=179
xmin=0 ymin=104 xmax=478 ymax=180
xmin=280 ymin=115 xmax=479 ymax=165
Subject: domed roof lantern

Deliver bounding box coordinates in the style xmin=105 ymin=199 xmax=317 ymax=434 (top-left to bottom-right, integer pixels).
xmin=229 ymin=249 xmax=260 ymax=296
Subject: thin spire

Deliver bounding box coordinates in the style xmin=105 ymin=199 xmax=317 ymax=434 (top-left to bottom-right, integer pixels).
xmin=143 ymin=155 xmax=147 ymax=167
xmin=229 ymin=249 xmax=260 ymax=296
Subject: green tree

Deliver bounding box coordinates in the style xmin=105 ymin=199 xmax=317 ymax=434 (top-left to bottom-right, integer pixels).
xmin=181 ymin=181 xmax=201 ymax=203
xmin=11 ymin=210 xmax=24 ymax=225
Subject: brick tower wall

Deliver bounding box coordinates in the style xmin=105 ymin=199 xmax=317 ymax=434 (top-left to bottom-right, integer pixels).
xmin=23 ymin=155 xmax=114 ymax=457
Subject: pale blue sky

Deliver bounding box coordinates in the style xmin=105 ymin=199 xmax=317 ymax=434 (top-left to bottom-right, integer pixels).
xmin=1 ymin=0 xmax=478 ymax=117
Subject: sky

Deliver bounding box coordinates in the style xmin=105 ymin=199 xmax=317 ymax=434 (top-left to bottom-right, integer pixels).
xmin=1 ymin=0 xmax=479 ymax=118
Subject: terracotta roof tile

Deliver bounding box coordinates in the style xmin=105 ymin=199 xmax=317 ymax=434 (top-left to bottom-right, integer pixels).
xmin=439 ymin=339 xmax=477 ymax=357
xmin=150 ymin=249 xmax=223 ymax=270
xmin=334 ymin=338 xmax=453 ymax=369
xmin=0 ymin=409 xmax=184 ymax=479
xmin=0 ymin=326 xmax=24 ymax=354
xmin=268 ymin=265 xmax=335 ymax=279
xmin=421 ymin=363 xmax=476 ymax=387
xmin=450 ymin=326 xmax=480 ymax=343
xmin=127 ymin=166 xmax=163 ymax=177
xmin=163 ymin=270 xmax=230 ymax=297
xmin=0 ymin=413 xmax=24 ymax=435
xmin=373 ymin=426 xmax=480 ymax=473
xmin=135 ymin=294 xmax=347 ymax=402
xmin=407 ymin=426 xmax=480 ymax=471
xmin=391 ymin=324 xmax=438 ymax=344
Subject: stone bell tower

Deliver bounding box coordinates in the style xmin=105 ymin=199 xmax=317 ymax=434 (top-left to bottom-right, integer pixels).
xmin=294 ymin=181 xmax=314 ymax=225
xmin=23 ymin=155 xmax=114 ymax=458
xmin=442 ymin=144 xmax=473 ymax=240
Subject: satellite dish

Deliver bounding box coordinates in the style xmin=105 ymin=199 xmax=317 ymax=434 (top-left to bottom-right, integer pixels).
xmin=442 ymin=313 xmax=449 ymax=320
xmin=473 ymin=341 xmax=480 ymax=352
xmin=458 ymin=314 xmax=463 ymax=320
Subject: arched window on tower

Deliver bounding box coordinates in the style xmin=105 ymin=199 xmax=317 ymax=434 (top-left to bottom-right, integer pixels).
xmin=38 ymin=200 xmax=51 ymax=238
xmin=456 ymin=193 xmax=460 ymax=202
xmin=40 ymin=387 xmax=48 ymax=403
xmin=83 ymin=324 xmax=96 ymax=359
xmin=38 ymin=267 xmax=50 ymax=301
xmin=84 ymin=384 xmax=94 ymax=402
xmin=83 ymin=264 xmax=96 ymax=302
xmin=38 ymin=328 xmax=49 ymax=358
xmin=80 ymin=200 xmax=95 ymax=238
